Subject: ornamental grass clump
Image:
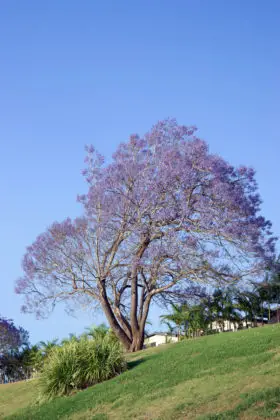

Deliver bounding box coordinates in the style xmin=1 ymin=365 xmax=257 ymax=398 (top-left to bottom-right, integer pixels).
xmin=39 ymin=333 xmax=126 ymax=400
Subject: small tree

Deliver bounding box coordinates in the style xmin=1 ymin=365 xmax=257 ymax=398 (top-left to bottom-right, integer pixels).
xmin=161 ymin=301 xmax=211 ymax=338
xmin=21 ymin=344 xmax=43 ymax=375
xmin=161 ymin=303 xmax=189 ymax=338
xmin=268 ymin=270 xmax=280 ymax=322
xmin=187 ymin=304 xmax=210 ymax=337
xmin=16 ymin=120 xmax=276 ymax=351
xmin=61 ymin=333 xmax=80 ymax=345
xmin=84 ymin=324 xmax=109 ymax=340
xmin=209 ymin=289 xmax=241 ymax=331
xmin=39 ymin=339 xmax=59 ymax=357
xmin=253 ymin=271 xmax=280 ymax=323
xmin=235 ymin=290 xmax=263 ymax=327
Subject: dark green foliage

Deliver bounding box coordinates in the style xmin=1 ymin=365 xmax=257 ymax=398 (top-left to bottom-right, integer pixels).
xmin=161 ymin=302 xmax=211 ymax=338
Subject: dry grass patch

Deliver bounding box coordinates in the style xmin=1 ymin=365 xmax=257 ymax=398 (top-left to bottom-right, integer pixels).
xmin=0 ymin=380 xmax=38 ymax=418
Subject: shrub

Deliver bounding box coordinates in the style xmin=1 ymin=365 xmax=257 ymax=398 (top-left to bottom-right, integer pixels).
xmin=39 ymin=333 xmax=126 ymax=400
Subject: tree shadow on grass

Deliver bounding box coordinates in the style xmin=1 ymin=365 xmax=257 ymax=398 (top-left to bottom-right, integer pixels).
xmin=127 ymin=357 xmax=148 ymax=370
xmin=126 ymin=352 xmax=157 ymax=370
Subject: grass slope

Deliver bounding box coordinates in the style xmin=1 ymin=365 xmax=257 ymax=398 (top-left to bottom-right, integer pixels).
xmin=3 ymin=324 xmax=280 ymax=419
xmin=0 ymin=380 xmax=38 ymax=418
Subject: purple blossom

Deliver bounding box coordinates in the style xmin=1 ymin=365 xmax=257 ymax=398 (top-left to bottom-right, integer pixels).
xmin=0 ymin=317 xmax=29 ymax=355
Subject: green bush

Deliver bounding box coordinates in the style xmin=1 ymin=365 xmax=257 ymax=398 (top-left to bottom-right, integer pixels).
xmin=39 ymin=332 xmax=126 ymax=400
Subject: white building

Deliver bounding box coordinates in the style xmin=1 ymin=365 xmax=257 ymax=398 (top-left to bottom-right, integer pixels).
xmin=144 ymin=332 xmax=179 ymax=348
xmin=144 ymin=320 xmax=257 ymax=348
xmin=210 ymin=319 xmax=253 ymax=332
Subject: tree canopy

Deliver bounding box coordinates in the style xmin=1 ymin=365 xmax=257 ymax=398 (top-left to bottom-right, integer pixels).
xmin=0 ymin=316 xmax=29 ymax=383
xmin=0 ymin=317 xmax=29 ymax=355
xmin=15 ymin=119 xmax=276 ymax=351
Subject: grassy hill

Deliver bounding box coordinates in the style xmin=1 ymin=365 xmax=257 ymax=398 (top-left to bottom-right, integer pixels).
xmin=2 ymin=324 xmax=280 ymax=419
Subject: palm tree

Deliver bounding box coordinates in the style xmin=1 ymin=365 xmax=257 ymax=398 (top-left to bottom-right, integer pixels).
xmin=83 ymin=324 xmax=120 ymax=344
xmin=235 ymin=290 xmax=263 ymax=327
xmin=255 ymin=284 xmax=271 ymax=324
xmin=160 ymin=303 xmax=189 ymax=339
xmin=161 ymin=301 xmax=211 ymax=339
xmin=61 ymin=333 xmax=80 ymax=345
xmin=268 ymin=270 xmax=280 ymax=322
xmin=38 ymin=339 xmax=59 ymax=357
xmin=235 ymin=292 xmax=251 ymax=328
xmin=84 ymin=324 xmax=109 ymax=340
xmin=21 ymin=344 xmax=44 ymax=374
xmin=161 ymin=320 xmax=176 ymax=335
xmin=257 ymin=256 xmax=280 ymax=323
xmin=144 ymin=319 xmax=152 ymax=338
xmin=187 ymin=304 xmax=210 ymax=337
xmin=210 ymin=289 xmax=240 ymax=332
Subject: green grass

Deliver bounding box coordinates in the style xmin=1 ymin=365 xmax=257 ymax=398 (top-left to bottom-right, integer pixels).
xmin=3 ymin=324 xmax=280 ymax=419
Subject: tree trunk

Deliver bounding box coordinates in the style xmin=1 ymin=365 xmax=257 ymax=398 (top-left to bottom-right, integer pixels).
xmin=129 ymin=237 xmax=150 ymax=351
xmin=100 ymin=285 xmax=132 ymax=351
xmin=114 ymin=307 xmax=132 ymax=341
xmin=100 ymin=251 xmax=153 ymax=352
xmin=131 ymin=295 xmax=152 ymax=352
xmin=129 ymin=329 xmax=145 ymax=352
xmin=130 ymin=274 xmax=140 ymax=337
xmin=101 ymin=304 xmax=132 ymax=350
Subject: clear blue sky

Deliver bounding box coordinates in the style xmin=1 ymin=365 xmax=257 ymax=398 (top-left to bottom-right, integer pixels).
xmin=1 ymin=0 xmax=279 ymax=345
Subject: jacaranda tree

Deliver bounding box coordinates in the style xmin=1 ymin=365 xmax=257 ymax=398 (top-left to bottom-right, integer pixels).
xmin=0 ymin=317 xmax=29 ymax=382
xmin=15 ymin=119 xmax=276 ymax=351
xmin=0 ymin=317 xmax=29 ymax=355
